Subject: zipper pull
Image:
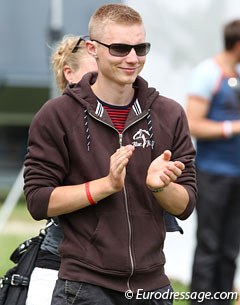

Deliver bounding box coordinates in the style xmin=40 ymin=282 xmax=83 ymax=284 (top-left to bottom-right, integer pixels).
xmin=119 ymin=133 xmax=123 ymax=147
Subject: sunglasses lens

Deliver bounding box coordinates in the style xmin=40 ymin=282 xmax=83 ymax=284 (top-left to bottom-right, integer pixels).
xmin=109 ymin=43 xmax=151 ymax=57
xmin=135 ymin=43 xmax=151 ymax=56
xmin=109 ymin=44 xmax=131 ymax=57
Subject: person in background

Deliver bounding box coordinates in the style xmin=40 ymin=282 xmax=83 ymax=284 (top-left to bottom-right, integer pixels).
xmin=186 ymin=19 xmax=240 ymax=305
xmin=24 ymin=4 xmax=196 ymax=305
xmin=25 ymin=34 xmax=97 ymax=305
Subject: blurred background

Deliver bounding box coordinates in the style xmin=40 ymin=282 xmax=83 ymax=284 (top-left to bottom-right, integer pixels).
xmin=0 ymin=0 xmax=240 ymax=292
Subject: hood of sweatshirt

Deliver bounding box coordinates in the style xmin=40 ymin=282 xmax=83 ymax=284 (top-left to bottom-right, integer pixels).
xmin=63 ymin=72 xmax=159 ymax=113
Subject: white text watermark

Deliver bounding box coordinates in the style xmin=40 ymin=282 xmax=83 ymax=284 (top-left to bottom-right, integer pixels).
xmin=125 ymin=289 xmax=238 ymax=303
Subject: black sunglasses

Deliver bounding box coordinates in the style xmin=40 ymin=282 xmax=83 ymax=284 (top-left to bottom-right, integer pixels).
xmin=91 ymin=39 xmax=151 ymax=57
xmin=71 ymin=35 xmax=89 ymax=53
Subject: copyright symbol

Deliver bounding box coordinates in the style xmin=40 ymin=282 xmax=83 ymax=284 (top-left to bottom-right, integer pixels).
xmin=125 ymin=290 xmax=133 ymax=299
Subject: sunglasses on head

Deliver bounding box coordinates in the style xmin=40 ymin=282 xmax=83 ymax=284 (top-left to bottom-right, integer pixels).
xmin=91 ymin=39 xmax=151 ymax=57
xmin=71 ymin=35 xmax=89 ymax=53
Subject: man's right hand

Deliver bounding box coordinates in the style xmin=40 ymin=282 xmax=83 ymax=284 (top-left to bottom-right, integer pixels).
xmin=107 ymin=144 xmax=135 ymax=192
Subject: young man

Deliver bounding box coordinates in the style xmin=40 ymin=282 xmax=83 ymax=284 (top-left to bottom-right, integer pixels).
xmin=24 ymin=4 xmax=196 ymax=305
xmin=186 ymin=19 xmax=240 ymax=305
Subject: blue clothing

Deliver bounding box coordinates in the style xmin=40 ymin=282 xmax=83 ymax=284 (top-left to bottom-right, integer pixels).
xmin=189 ymin=58 xmax=240 ymax=305
xmin=188 ymin=58 xmax=240 ymax=176
xmin=41 ymin=219 xmax=63 ymax=256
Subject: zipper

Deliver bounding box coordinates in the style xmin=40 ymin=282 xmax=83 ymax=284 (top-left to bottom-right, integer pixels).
xmin=89 ymin=110 xmax=149 ymax=291
xmin=123 ymin=111 xmax=150 ymax=134
xmin=88 ymin=110 xmax=149 ymax=136
xmin=124 ymin=184 xmax=134 ymax=291
xmin=118 ymin=132 xmax=134 ymax=291
xmin=119 ymin=133 xmax=123 ymax=147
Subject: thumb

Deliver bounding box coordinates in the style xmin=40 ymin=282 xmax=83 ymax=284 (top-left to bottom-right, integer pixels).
xmin=162 ymin=150 xmax=171 ymax=161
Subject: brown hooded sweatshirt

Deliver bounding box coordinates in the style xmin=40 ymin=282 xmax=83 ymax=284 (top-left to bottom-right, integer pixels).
xmin=24 ymin=72 xmax=196 ymax=293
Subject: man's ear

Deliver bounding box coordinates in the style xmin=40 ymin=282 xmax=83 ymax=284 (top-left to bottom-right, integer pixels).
xmin=86 ymin=40 xmax=98 ymax=58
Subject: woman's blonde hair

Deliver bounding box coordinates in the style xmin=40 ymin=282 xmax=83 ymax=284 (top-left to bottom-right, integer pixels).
xmin=51 ymin=34 xmax=86 ymax=93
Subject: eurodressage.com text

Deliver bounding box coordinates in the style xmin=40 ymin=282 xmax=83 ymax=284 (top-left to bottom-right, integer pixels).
xmin=124 ymin=289 xmax=238 ymax=303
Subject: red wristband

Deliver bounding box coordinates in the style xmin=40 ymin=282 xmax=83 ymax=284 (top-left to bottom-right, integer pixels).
xmin=85 ymin=182 xmax=96 ymax=205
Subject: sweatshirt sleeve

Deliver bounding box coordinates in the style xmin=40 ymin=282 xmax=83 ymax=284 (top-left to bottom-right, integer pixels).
xmin=24 ymin=100 xmax=70 ymax=220
xmin=171 ymin=106 xmax=197 ymax=220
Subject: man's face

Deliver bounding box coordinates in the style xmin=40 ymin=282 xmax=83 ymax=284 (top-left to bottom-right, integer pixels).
xmin=93 ymin=21 xmax=147 ymax=86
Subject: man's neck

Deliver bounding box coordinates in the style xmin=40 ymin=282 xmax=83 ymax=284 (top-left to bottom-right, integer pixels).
xmin=215 ymin=51 xmax=238 ymax=76
xmin=91 ymin=80 xmax=135 ymax=106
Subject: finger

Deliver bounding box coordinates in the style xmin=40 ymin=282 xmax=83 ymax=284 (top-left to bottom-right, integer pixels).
xmin=159 ymin=173 xmax=171 ymax=185
xmin=112 ymin=148 xmax=129 ymax=164
xmin=163 ymin=170 xmax=178 ymax=182
xmin=110 ymin=145 xmax=134 ymax=176
xmin=115 ymin=146 xmax=134 ymax=160
xmin=115 ymin=155 xmax=131 ymax=174
xmin=166 ymin=165 xmax=183 ymax=177
xmin=174 ymin=161 xmax=185 ymax=170
xmin=117 ymin=163 xmax=125 ymax=174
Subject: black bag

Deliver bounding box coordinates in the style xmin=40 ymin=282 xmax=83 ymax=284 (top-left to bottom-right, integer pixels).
xmin=0 ymin=222 xmax=52 ymax=305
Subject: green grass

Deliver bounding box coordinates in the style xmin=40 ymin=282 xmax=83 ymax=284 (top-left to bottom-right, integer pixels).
xmin=172 ymin=280 xmax=190 ymax=304
xmin=0 ymin=233 xmax=31 ymax=275
xmin=0 ymin=200 xmax=46 ymax=275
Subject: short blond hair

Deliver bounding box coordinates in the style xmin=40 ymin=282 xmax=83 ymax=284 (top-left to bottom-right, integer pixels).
xmin=51 ymin=35 xmax=87 ymax=93
xmin=88 ymin=3 xmax=143 ymax=39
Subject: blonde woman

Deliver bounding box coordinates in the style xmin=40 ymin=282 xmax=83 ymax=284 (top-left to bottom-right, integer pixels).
xmin=25 ymin=34 xmax=97 ymax=305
